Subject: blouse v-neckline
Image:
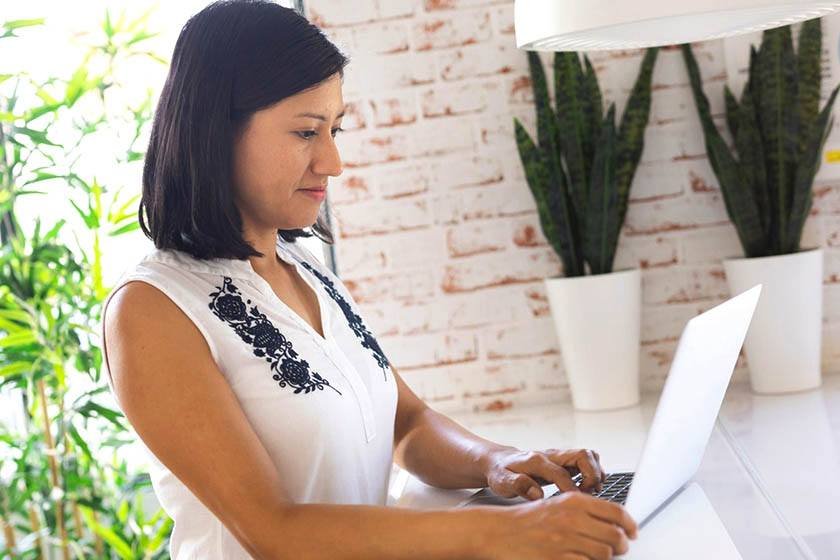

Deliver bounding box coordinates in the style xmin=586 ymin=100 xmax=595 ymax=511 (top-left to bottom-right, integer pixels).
xmin=239 ymin=239 xmax=331 ymax=346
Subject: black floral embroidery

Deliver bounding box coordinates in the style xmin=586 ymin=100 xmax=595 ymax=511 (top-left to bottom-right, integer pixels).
xmin=297 ymin=261 xmax=391 ymax=380
xmin=209 ymin=276 xmax=341 ymax=395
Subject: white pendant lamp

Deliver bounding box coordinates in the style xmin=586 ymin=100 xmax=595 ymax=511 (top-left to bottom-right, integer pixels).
xmin=515 ymin=0 xmax=840 ymax=51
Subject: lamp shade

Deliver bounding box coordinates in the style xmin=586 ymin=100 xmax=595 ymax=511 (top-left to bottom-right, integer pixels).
xmin=514 ymin=0 xmax=840 ymax=51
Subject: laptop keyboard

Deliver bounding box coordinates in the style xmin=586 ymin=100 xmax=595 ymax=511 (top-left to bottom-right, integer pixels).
xmin=550 ymin=472 xmax=635 ymax=505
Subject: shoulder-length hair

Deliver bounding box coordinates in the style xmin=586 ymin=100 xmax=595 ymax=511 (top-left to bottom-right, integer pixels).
xmin=139 ymin=0 xmax=348 ymax=260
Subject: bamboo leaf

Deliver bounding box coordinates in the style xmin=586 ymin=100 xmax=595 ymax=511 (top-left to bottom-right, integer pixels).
xmin=0 ymin=361 xmax=31 ymax=377
xmin=108 ymin=221 xmax=140 ymax=237
xmin=79 ymin=505 xmax=134 ymax=559
xmin=0 ymin=330 xmax=37 ymax=349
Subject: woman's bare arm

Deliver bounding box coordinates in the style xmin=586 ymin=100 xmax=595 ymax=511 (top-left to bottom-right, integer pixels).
xmin=104 ymin=281 xmax=493 ymax=560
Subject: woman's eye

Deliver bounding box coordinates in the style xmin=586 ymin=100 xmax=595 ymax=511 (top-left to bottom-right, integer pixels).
xmin=296 ymin=127 xmax=344 ymax=140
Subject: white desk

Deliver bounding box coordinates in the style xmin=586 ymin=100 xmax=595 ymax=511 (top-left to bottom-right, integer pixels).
xmin=718 ymin=373 xmax=840 ymax=558
xmin=386 ymin=375 xmax=840 ymax=559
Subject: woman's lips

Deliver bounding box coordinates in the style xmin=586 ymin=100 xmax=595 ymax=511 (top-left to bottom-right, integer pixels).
xmin=299 ymin=188 xmax=326 ymax=201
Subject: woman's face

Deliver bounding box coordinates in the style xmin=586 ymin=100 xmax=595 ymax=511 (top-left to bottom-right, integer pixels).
xmin=231 ymin=73 xmax=344 ymax=233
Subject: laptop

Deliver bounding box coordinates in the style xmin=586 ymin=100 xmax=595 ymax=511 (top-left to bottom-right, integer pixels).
xmin=458 ymin=284 xmax=762 ymax=527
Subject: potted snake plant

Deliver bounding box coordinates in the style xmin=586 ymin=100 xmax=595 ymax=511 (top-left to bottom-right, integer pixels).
xmin=682 ymin=19 xmax=840 ymax=394
xmin=514 ymin=48 xmax=658 ymax=411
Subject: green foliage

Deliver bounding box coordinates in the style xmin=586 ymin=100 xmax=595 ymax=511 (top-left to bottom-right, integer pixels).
xmin=0 ymin=8 xmax=171 ymax=558
xmin=514 ymin=48 xmax=659 ymax=276
xmin=682 ymin=19 xmax=840 ymax=257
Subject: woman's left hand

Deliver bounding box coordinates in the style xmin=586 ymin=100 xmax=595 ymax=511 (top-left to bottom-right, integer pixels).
xmin=484 ymin=447 xmax=608 ymax=501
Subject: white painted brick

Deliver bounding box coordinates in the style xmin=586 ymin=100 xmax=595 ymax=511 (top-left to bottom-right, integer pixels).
xmin=430 ymin=153 xmax=505 ymax=189
xmin=638 ymin=118 xmax=711 ymax=165
xmin=613 ymin=234 xmax=680 ymax=270
xmin=642 ymin=264 xmax=729 ymax=305
xmin=823 ymin=284 xmax=840 ymax=323
xmin=380 ymin=331 xmax=479 ymax=368
xmin=377 ymin=162 xmax=432 ymax=199
xmin=382 ymin=227 xmax=448 ymax=270
xmin=329 ymin=172 xmax=376 ymax=205
xmin=482 ymin=317 xmax=559 ymax=360
xmin=334 ymin=198 xmax=432 ymax=238
xmin=369 ymin=91 xmax=418 ymax=128
xmin=441 ymin=247 xmax=563 ymax=293
xmin=624 ymin=193 xmax=730 ymax=236
xmin=477 ymin=107 xmax=536 ymax=152
xmin=395 ymin=284 xmax=525 ymax=334
xmin=421 ymin=81 xmax=488 ymax=117
xmin=446 ymin=220 xmax=510 ymax=257
xmin=357 ymin=301 xmax=401 ymax=337
xmin=639 ymin=339 xmax=679 ymax=389
xmin=679 ymin=225 xmax=743 ymax=263
xmin=409 ymin=117 xmax=475 ymax=158
xmin=341 ymin=52 xmax=436 ymax=97
xmin=336 ymin=128 xmax=410 ymax=168
xmin=423 ymin=0 xmax=511 ymax=11
xmin=343 ymin=268 xmax=436 ymax=304
xmin=641 ymin=301 xmax=719 ymax=345
xmin=489 ymin=4 xmax=514 ymax=36
xmin=510 ymin=214 xmax=548 ymax=249
xmin=308 ymin=0 xmax=378 ymax=27
xmin=334 ymin=236 xmax=388 ymax=275
xmin=432 ymin=182 xmax=537 ymax=225
xmin=438 ymin=40 xmax=521 ymax=82
xmin=350 ymin=20 xmax=411 ymax=54
xmin=412 ymin=9 xmax=492 ymax=51
xmin=378 ymin=0 xmax=417 ymax=20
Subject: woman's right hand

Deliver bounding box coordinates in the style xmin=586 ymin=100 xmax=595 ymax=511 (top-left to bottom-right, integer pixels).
xmin=480 ymin=491 xmax=639 ymax=560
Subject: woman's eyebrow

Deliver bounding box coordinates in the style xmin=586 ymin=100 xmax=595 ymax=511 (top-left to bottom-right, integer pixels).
xmin=293 ymin=108 xmax=346 ymax=121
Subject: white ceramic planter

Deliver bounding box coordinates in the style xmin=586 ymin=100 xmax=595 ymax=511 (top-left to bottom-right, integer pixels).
xmin=544 ymin=268 xmax=641 ymax=411
xmin=723 ymin=248 xmax=823 ymax=394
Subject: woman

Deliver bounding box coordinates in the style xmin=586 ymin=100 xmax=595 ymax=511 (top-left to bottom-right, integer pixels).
xmin=100 ymin=1 xmax=638 ymax=558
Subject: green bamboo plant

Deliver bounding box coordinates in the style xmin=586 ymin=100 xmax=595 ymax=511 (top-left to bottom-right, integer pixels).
xmin=514 ymin=48 xmax=659 ymax=276
xmin=682 ymin=19 xmax=840 ymax=257
xmin=0 ymin=10 xmax=174 ymax=559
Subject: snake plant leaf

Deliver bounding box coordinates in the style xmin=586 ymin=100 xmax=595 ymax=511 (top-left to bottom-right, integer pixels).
xmin=526 ymin=50 xmax=584 ymax=275
xmin=785 ymin=83 xmax=840 ymax=252
xmin=615 ymin=47 xmax=658 ymax=228
xmin=554 ymin=51 xmax=590 ymax=222
xmin=756 ymin=26 xmax=799 ymax=253
xmin=682 ymin=43 xmax=767 ymax=258
xmin=724 ymin=85 xmax=740 ymax=140
xmin=734 ymin=72 xmax=770 ymax=245
xmin=582 ymin=55 xmax=603 ymax=171
xmin=585 ymin=104 xmax=619 ymax=275
xmin=797 ymin=18 xmax=822 ymax=162
xmin=748 ymin=44 xmax=761 ymax=119
xmin=514 ymin=117 xmax=582 ymax=276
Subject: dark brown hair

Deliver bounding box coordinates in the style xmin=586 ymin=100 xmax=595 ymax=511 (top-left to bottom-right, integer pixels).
xmin=139 ymin=0 xmax=349 ymax=259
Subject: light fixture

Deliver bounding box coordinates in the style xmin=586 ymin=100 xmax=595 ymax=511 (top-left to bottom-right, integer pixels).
xmin=514 ymin=0 xmax=840 ymax=51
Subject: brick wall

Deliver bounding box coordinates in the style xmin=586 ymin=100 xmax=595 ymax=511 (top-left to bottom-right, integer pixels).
xmin=305 ymin=0 xmax=840 ymax=413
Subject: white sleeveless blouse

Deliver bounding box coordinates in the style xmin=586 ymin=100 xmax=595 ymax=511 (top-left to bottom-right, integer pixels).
xmin=99 ymin=233 xmax=399 ymax=558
